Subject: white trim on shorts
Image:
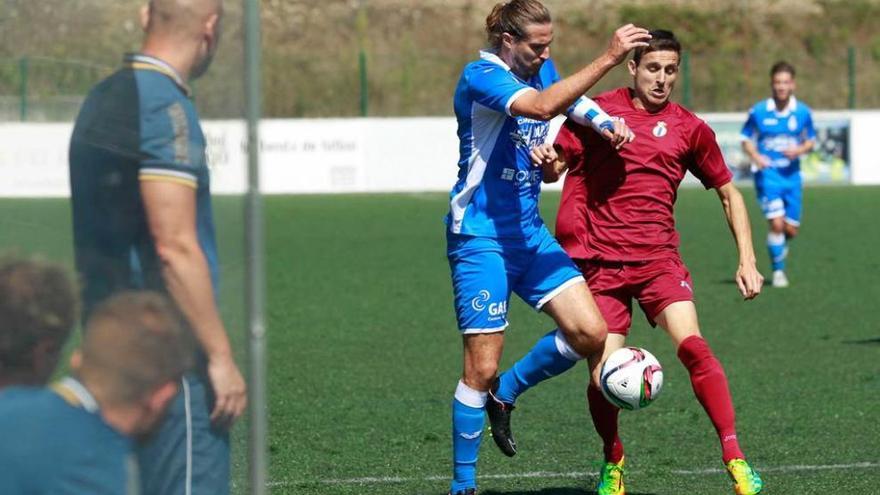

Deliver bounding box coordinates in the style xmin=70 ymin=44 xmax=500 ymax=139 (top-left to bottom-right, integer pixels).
xmin=784 ymin=217 xmax=801 ymax=227
xmin=535 ymin=275 xmax=585 ymax=311
xmin=461 ymin=323 xmax=508 ymax=335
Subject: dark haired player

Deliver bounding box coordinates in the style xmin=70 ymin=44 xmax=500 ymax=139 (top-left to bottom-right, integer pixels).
xmin=499 ymin=30 xmax=765 ymax=495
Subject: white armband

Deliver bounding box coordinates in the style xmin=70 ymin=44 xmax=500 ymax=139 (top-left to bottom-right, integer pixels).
xmin=567 ymin=96 xmax=614 ymax=134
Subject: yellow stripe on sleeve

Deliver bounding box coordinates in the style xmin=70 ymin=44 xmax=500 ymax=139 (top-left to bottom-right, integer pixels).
xmin=139 ymin=174 xmax=198 ymax=189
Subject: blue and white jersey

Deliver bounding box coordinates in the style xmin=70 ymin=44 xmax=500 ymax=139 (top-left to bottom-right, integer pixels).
xmin=740 ymin=96 xmax=816 ymax=174
xmin=446 ymin=51 xmax=562 ymax=239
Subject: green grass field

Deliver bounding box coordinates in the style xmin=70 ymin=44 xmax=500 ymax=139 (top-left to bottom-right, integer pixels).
xmin=1 ymin=186 xmax=878 ymax=494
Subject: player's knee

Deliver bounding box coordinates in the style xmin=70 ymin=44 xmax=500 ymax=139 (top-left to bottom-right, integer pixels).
xmin=785 ymin=224 xmax=799 ymax=238
xmin=464 ymin=360 xmax=498 ymax=389
xmin=564 ymin=317 xmax=608 ymax=356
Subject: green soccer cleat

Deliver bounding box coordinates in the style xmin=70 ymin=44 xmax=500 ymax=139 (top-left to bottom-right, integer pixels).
xmin=726 ymin=458 xmax=763 ymax=495
xmin=596 ymin=456 xmax=625 ymax=495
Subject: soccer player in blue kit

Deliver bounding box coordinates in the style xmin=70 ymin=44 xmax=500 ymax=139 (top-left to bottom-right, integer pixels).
xmin=445 ymin=1 xmax=649 ymax=493
xmin=741 ymin=61 xmax=816 ymax=288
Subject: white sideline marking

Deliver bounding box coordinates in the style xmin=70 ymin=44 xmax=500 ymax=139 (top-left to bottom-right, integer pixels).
xmin=267 ymin=461 xmax=880 ymax=487
xmin=672 ymin=461 xmax=880 ymax=475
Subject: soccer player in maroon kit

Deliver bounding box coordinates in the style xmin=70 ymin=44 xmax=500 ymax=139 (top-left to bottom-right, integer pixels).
xmin=533 ymin=30 xmax=765 ymax=495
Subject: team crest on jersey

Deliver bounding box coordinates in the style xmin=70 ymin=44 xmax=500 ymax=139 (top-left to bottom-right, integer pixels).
xmin=787 ymin=115 xmax=798 ymax=131
xmin=652 ymin=121 xmax=668 ymax=138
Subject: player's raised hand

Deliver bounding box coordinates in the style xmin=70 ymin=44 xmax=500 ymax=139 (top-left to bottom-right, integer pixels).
xmin=208 ymin=353 xmax=248 ymax=427
xmin=735 ymin=261 xmax=764 ymax=300
xmin=605 ymin=24 xmax=651 ymax=64
xmin=599 ymin=118 xmax=636 ymax=150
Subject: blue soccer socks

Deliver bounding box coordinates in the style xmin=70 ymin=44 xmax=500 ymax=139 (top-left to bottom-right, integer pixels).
xmin=495 ymin=329 xmax=581 ymax=404
xmin=451 ymin=381 xmax=487 ymax=493
xmin=767 ymin=231 xmax=787 ymax=271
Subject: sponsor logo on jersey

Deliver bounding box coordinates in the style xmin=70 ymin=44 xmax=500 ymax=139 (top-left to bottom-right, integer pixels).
xmin=471 ymin=290 xmax=490 ymax=311
xmin=488 ymin=300 xmax=507 ymax=317
xmin=652 ymin=121 xmax=668 ymax=138
xmin=760 ymin=135 xmax=798 ymax=153
xmin=788 ymin=115 xmax=798 ymax=131
xmin=501 ymin=168 xmax=541 ymax=185
xmin=510 ymin=117 xmax=549 ymax=149
xmin=763 ymin=118 xmax=779 ymax=125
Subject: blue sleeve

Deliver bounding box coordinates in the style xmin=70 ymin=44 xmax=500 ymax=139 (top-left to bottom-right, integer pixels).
xmin=466 ymin=64 xmax=534 ymax=116
xmin=803 ymin=108 xmax=817 ymax=141
xmin=740 ymin=106 xmax=758 ymax=140
xmin=138 ymin=99 xmax=199 ymax=188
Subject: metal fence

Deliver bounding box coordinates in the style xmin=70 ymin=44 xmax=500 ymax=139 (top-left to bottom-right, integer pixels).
xmin=3 ymin=1 xmax=878 ymax=121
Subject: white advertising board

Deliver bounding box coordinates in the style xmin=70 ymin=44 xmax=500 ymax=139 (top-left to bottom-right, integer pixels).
xmin=0 ymin=111 xmax=878 ymax=198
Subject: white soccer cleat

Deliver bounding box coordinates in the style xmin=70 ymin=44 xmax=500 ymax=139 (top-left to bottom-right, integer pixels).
xmin=772 ymin=270 xmax=789 ymax=288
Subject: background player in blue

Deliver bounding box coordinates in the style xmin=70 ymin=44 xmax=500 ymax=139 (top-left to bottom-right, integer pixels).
xmin=446 ymin=1 xmax=649 ymax=493
xmin=0 ymin=255 xmax=77 ymax=390
xmin=68 ymin=1 xmax=246 ymax=494
xmin=0 ymin=291 xmax=194 ymax=495
xmin=741 ymin=61 xmax=816 ymax=288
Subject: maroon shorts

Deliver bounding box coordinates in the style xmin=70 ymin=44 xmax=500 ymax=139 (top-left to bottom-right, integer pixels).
xmin=576 ymin=256 xmax=694 ymax=335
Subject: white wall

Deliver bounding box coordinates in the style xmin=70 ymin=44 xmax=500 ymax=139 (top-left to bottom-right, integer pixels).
xmin=1 ymin=111 xmax=878 ymax=198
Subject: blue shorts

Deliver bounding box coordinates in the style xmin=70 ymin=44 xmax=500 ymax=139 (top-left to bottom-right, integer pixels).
xmin=447 ymin=226 xmax=584 ymax=333
xmin=137 ymin=372 xmax=230 ymax=495
xmin=754 ymin=170 xmax=802 ymax=226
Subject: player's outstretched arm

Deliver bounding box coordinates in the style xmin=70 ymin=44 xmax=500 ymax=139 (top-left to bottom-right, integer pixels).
xmin=715 ymin=182 xmax=764 ymax=300
xmin=510 ymin=24 xmax=650 ymax=121
xmin=141 ymin=180 xmax=248 ymax=426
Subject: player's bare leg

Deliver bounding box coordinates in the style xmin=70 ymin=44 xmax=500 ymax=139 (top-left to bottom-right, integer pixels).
xmin=451 ymin=332 xmax=504 ymax=495
xmin=767 ymin=217 xmax=789 ymax=288
xmin=486 ymin=282 xmax=607 ymax=457
xmin=656 ymin=301 xmax=763 ymax=494
xmin=462 ymin=333 xmax=504 ymax=391
xmin=543 ymin=281 xmax=608 ymax=362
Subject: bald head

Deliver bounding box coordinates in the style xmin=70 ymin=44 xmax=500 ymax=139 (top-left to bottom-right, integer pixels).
xmin=145 ymin=0 xmax=222 ymax=37
xmin=141 ymin=0 xmax=224 ymax=80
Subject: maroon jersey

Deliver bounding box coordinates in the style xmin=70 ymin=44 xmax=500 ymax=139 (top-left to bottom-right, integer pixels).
xmin=555 ymin=87 xmax=732 ymax=261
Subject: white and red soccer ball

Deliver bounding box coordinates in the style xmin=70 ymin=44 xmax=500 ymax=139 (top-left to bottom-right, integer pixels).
xmin=600 ymin=347 xmax=664 ymax=410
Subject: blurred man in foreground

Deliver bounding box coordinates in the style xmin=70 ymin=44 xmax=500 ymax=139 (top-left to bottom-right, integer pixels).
xmin=68 ymin=1 xmax=245 ymax=493
xmin=0 ymin=291 xmax=194 ymax=494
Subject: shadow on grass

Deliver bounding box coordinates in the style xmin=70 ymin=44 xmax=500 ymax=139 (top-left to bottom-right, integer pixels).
xmin=483 ymin=488 xmax=658 ymax=495
xmin=842 ymin=337 xmax=880 ymax=346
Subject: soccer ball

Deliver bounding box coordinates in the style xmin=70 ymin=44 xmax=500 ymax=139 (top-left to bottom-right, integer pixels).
xmin=599 ymin=347 xmax=664 ymax=410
